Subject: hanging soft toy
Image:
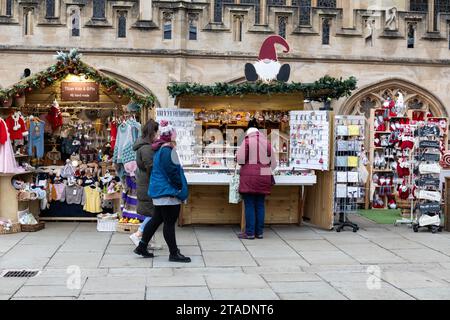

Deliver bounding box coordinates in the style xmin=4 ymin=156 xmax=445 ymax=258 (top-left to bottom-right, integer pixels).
xmin=46 ymin=99 xmax=63 ymax=132
xmin=397 ymin=182 xmax=410 ymax=200
xmin=372 ymin=194 xmax=384 ymax=209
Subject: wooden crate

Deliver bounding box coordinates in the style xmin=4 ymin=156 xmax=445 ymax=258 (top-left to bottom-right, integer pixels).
xmin=116 ymin=222 xmax=140 ymax=234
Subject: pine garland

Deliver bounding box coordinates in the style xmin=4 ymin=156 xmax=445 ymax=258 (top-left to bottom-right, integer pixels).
xmin=168 ymin=76 xmax=357 ymax=102
xmin=0 ymin=49 xmax=155 ymax=109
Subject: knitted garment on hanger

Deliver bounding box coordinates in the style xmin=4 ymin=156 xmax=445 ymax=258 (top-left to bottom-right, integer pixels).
xmin=110 ymin=121 xmax=118 ymax=151
xmin=121 ymin=176 xmax=143 ymax=219
xmin=0 ymin=118 xmax=8 ymax=144
xmin=83 ymin=186 xmax=102 ymax=213
xmin=113 ymin=123 xmax=136 ymax=164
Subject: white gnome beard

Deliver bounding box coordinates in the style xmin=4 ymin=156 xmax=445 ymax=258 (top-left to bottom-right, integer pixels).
xmin=254 ymin=60 xmax=281 ymax=82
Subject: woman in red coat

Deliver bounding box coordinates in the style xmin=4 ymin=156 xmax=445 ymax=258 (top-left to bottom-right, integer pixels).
xmin=236 ymin=119 xmax=277 ymax=239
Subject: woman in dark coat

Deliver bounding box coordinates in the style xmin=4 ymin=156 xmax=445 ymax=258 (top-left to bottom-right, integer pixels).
xmin=236 ymin=119 xmax=276 ymax=240
xmin=129 ymin=119 xmax=162 ymax=249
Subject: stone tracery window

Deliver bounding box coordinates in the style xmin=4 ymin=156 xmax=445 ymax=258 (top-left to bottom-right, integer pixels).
xmin=410 ymin=0 xmax=428 ymax=12
xmin=163 ymin=12 xmax=173 ymax=40
xmin=407 ymin=22 xmax=416 ymax=48
xmin=322 ymin=18 xmax=330 ymax=44
xmin=188 ymin=13 xmax=198 ymax=40
xmin=317 ymin=0 xmax=336 ymax=8
xmin=5 ymin=0 xmax=12 ymax=16
xmin=435 ymin=0 xmax=450 ymax=29
xmin=93 ymin=0 xmax=106 ymax=19
xmin=278 ymin=16 xmax=287 ymax=38
xmin=268 ymin=0 xmax=286 ymax=5
xmin=213 ymin=0 xmax=234 ymax=23
xmin=298 ymin=0 xmax=311 ymax=25
xmin=46 ymin=0 xmax=56 ymax=18
xmin=344 ymin=85 xmax=445 ymax=119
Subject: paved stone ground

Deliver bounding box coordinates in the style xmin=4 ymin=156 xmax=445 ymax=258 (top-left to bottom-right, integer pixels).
xmin=2 ymin=215 xmax=450 ymax=300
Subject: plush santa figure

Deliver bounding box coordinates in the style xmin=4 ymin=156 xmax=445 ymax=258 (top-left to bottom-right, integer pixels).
xmin=245 ymin=35 xmax=291 ymax=82
xmin=388 ymin=197 xmax=397 ymax=209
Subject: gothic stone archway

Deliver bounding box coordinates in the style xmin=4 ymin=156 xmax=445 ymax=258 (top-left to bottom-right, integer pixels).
xmin=340 ymin=78 xmax=447 ymax=119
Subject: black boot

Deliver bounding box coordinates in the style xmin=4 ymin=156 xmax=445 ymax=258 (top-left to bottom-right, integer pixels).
xmin=134 ymin=242 xmax=154 ymax=258
xmin=169 ymin=249 xmax=191 ymax=263
xmin=245 ymin=63 xmax=258 ymax=82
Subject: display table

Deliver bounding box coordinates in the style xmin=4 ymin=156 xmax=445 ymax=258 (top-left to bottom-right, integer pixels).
xmin=180 ymin=173 xmax=316 ymax=228
xmin=0 ymin=171 xmax=40 ymax=222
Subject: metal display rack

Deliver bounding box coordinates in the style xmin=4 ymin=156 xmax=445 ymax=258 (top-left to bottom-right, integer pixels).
xmin=333 ymin=115 xmax=366 ymax=232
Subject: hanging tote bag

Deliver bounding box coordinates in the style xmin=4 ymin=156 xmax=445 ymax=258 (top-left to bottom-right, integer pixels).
xmin=229 ymin=166 xmax=241 ymax=204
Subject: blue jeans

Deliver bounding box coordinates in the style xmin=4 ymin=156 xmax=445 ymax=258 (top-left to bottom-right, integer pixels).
xmin=138 ymin=217 xmax=152 ymax=233
xmin=243 ymin=194 xmax=266 ymax=236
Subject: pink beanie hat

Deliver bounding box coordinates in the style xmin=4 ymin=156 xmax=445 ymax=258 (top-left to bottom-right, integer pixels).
xmin=124 ymin=161 xmax=137 ymax=177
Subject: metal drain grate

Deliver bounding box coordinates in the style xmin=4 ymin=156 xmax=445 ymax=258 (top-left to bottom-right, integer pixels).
xmin=1 ymin=270 xmax=40 ymax=278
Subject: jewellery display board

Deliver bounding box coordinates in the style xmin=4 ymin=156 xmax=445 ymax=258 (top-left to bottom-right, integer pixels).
xmin=289 ymin=111 xmax=331 ymax=171
xmin=333 ymin=115 xmax=365 ymax=232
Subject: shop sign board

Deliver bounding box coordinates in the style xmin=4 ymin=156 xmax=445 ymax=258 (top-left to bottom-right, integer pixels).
xmin=61 ymin=82 xmax=99 ymax=102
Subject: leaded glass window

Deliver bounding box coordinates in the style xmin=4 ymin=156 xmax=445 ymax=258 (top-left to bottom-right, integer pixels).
xmin=322 ymin=18 xmax=330 ymax=44
xmin=213 ymin=0 xmax=234 ymax=23
xmin=410 ymin=0 xmax=428 ymax=12
xmin=268 ymin=0 xmax=286 ymax=5
xmin=118 ymin=11 xmax=127 ymax=38
xmin=299 ymin=0 xmax=311 ymax=25
xmin=278 ymin=16 xmax=287 ymax=38
xmin=46 ymin=0 xmax=55 ymax=18
xmin=435 ymin=0 xmax=450 ymax=29
xmin=317 ymin=0 xmax=336 ymax=8
xmin=6 ymin=0 xmax=12 ymax=16
xmin=93 ymin=0 xmax=106 ymax=19
xmin=241 ymin=0 xmax=260 ymax=24
xmin=163 ymin=12 xmax=172 ymax=40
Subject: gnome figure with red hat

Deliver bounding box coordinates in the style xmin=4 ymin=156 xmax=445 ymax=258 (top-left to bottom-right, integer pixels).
xmin=245 ymin=35 xmax=291 ymax=82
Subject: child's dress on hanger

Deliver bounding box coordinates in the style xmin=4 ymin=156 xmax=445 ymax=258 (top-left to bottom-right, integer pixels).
xmin=0 ymin=118 xmax=23 ymax=173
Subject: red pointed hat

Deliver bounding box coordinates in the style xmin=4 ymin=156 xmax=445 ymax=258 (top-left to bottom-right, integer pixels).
xmin=258 ymin=35 xmax=290 ymax=61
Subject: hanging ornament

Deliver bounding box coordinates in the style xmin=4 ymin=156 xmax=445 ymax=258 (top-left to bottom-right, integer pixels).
xmin=28 ymin=87 xmax=33 ymax=92
xmin=85 ymin=75 xmax=89 ymax=80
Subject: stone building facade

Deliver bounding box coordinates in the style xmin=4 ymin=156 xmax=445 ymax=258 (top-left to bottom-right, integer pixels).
xmin=0 ymin=0 xmax=449 ymax=116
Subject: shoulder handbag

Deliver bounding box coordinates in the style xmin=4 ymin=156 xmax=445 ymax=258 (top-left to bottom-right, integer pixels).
xmin=348 ymin=125 xmax=360 ymax=136
xmin=229 ymin=165 xmax=241 ymax=204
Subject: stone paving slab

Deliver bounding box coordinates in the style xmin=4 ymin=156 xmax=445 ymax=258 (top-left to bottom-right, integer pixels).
xmin=205 ymin=274 xmax=268 ymax=289
xmin=147 ymin=275 xmax=206 ymax=287
xmin=242 ymin=266 xmax=304 ymax=274
xmin=99 ymin=254 xmax=153 ymax=268
xmin=331 ymin=281 xmax=414 ymax=300
xmin=199 ymin=240 xmax=246 ymax=251
xmin=79 ymin=292 xmax=145 ymax=300
xmin=146 ymin=286 xmax=212 ymax=300
xmin=255 ymin=255 xmax=311 ymax=266
xmin=262 ymin=273 xmax=322 ymax=282
xmin=0 ymin=295 xmax=11 ymax=300
xmin=404 ymin=287 xmax=450 ymax=300
xmin=203 ymin=251 xmax=257 ymax=267
xmin=108 ymin=267 xmax=174 ymax=277
xmin=391 ymin=249 xmax=450 ymax=263
xmin=369 ymin=238 xmax=427 ymax=250
xmin=287 ymin=240 xmax=339 ymax=252
xmin=210 ymin=288 xmax=279 ymax=300
xmin=380 ymin=271 xmax=448 ymax=289
xmin=0 ymin=278 xmax=28 ymax=295
xmin=172 ymin=267 xmax=243 ymax=276
xmin=152 ymin=255 xmax=205 ymax=268
xmin=300 ymin=251 xmax=359 ymax=265
xmin=244 ymin=245 xmax=300 ymax=258
xmin=47 ymin=252 xmax=104 ymax=269
xmin=82 ymin=276 xmax=146 ymax=294
xmin=13 ymin=285 xmax=81 ymax=298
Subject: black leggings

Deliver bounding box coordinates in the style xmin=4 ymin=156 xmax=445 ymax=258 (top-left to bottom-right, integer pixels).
xmin=141 ymin=205 xmax=180 ymax=255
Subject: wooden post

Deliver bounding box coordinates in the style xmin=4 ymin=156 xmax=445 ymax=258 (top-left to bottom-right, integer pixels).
xmin=240 ymin=201 xmax=245 ymax=232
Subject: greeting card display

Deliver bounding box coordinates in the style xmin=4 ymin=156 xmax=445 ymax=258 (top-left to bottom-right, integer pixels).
xmin=155 ymin=108 xmax=197 ymax=166
xmin=289 ymin=111 xmax=330 ymax=171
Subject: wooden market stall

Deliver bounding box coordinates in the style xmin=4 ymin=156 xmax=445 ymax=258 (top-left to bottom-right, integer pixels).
xmin=167 ymin=91 xmax=338 ymax=231
xmin=0 ymin=50 xmax=155 ymax=224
